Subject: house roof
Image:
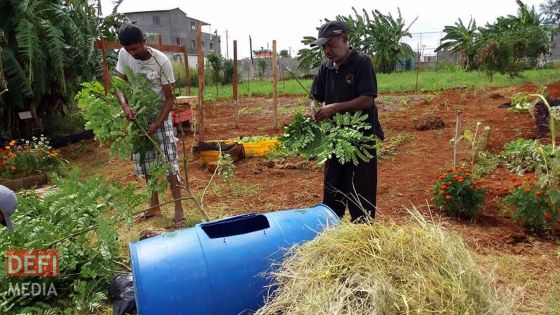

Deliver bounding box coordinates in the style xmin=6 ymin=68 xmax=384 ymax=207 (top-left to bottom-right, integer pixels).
xmin=123 ymin=7 xmax=210 ymax=25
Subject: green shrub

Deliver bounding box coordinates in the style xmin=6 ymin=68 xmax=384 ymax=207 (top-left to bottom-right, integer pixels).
xmin=0 ymin=173 xmax=147 ymax=313
xmin=503 ymin=185 xmax=559 ymax=232
xmin=432 ymin=167 xmax=485 ymax=219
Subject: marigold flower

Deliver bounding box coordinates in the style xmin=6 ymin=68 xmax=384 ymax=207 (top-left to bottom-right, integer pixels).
xmin=535 ymin=190 xmax=542 ymax=197
xmin=544 ymin=213 xmax=553 ymax=220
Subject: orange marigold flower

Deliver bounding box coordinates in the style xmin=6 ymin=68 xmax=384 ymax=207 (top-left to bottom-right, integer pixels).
xmin=445 ymin=195 xmax=453 ymax=201
xmin=9 ymin=140 xmax=16 ymax=146
xmin=5 ymin=146 xmax=10 ymax=150
xmin=535 ymin=190 xmax=542 ymax=197
xmin=525 ymin=188 xmax=531 ymax=193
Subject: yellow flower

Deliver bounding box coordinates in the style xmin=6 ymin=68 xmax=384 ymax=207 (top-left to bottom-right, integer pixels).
xmin=5 ymin=146 xmax=10 ymax=150
xmin=9 ymin=140 xmax=16 ymax=146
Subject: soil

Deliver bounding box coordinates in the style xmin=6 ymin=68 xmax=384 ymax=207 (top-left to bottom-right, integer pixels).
xmin=60 ymin=82 xmax=560 ymax=313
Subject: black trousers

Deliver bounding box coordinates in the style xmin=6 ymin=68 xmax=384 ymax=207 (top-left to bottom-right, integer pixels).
xmin=323 ymin=154 xmax=377 ymax=221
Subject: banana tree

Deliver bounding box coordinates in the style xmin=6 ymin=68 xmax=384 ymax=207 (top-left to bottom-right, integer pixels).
xmin=0 ymin=0 xmax=127 ymax=137
xmin=435 ymin=18 xmax=479 ymax=70
xmin=297 ymin=7 xmax=416 ymax=74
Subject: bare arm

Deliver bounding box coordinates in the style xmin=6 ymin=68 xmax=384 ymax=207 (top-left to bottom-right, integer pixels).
xmin=148 ymin=84 xmax=174 ymax=134
xmin=115 ymin=72 xmax=136 ymax=121
xmin=314 ymin=95 xmax=374 ymax=121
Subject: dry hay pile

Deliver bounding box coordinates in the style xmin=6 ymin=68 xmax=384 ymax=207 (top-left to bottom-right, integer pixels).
xmin=256 ymin=211 xmax=515 ymax=315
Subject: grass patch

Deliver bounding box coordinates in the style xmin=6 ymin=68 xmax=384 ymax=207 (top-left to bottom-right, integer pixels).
xmin=178 ymin=68 xmax=560 ymax=101
xmin=211 ymin=180 xmax=261 ymax=198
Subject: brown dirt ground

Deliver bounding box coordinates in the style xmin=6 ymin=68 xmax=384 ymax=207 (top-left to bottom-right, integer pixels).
xmin=61 ymin=83 xmax=560 ymax=314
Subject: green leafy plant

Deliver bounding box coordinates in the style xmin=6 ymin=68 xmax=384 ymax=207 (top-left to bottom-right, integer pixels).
xmin=238 ymin=136 xmax=277 ymax=144
xmin=217 ymin=153 xmax=235 ymax=181
xmin=503 ymin=183 xmax=559 ymax=232
xmin=432 ymin=167 xmax=485 ymax=219
xmin=282 ymin=112 xmax=378 ymax=165
xmin=508 ymin=92 xmax=533 ymax=112
xmin=0 ymin=136 xmax=65 ymax=179
xmin=0 ymin=172 xmax=147 ymax=313
xmin=500 ymin=139 xmax=553 ymax=174
xmin=76 ymin=68 xmax=161 ymax=162
xmin=297 ymin=8 xmax=416 ymax=73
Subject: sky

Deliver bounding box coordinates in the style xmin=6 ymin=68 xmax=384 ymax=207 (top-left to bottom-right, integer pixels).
xmin=100 ymin=0 xmax=545 ymax=59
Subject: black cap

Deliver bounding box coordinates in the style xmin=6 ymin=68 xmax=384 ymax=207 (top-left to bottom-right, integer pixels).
xmin=310 ymin=21 xmax=347 ymax=47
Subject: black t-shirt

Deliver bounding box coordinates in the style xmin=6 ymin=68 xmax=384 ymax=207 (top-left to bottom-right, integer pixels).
xmin=310 ymin=48 xmax=384 ymax=140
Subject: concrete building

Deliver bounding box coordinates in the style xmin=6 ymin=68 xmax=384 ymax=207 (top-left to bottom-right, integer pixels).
xmin=123 ymin=8 xmax=221 ymax=66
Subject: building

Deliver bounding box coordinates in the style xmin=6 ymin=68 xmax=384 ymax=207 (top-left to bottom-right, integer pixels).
xmin=123 ymin=8 xmax=221 ymax=66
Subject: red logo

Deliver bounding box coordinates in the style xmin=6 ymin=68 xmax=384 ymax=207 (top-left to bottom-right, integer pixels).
xmin=6 ymin=250 xmax=59 ymax=277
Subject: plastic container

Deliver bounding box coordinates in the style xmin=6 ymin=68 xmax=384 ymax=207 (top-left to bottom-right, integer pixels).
xmin=129 ymin=205 xmax=339 ymax=315
xmin=242 ymin=139 xmax=280 ymax=157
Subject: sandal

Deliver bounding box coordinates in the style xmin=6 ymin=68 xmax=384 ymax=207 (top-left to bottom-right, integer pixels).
xmin=134 ymin=212 xmax=163 ymax=223
xmin=166 ymin=217 xmax=186 ymax=229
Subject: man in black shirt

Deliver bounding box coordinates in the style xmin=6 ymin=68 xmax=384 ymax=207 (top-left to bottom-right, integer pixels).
xmin=309 ymin=21 xmax=384 ymax=221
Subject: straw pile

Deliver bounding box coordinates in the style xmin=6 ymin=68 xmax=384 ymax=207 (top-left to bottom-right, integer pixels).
xmin=256 ymin=211 xmax=515 ymax=314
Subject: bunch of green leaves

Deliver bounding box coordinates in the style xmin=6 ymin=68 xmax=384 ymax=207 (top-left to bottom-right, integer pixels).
xmin=238 ymin=136 xmax=277 ymax=144
xmin=282 ymin=112 xmax=378 ymax=165
xmin=508 ymin=92 xmax=533 ymax=113
xmin=0 ymin=172 xmax=147 ymax=313
xmin=76 ymin=68 xmax=161 ymax=162
xmin=503 ymin=185 xmax=559 ymax=233
xmin=432 ymin=167 xmax=485 ymax=219
xmin=499 ymin=139 xmax=554 ymax=174
xmin=112 ymin=67 xmax=162 ymax=161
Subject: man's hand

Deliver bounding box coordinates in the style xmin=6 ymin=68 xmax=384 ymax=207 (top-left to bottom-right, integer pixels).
xmin=147 ymin=123 xmax=158 ymax=135
xmin=123 ymin=105 xmax=136 ymax=121
xmin=314 ymin=103 xmax=338 ymax=121
xmin=306 ymin=106 xmax=316 ymax=120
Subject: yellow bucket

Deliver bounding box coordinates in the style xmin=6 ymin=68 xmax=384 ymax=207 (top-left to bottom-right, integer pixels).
xmin=242 ymin=140 xmax=280 ymax=157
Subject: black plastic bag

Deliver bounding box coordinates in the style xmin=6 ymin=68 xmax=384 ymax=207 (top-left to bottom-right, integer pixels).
xmin=108 ymin=271 xmax=136 ymax=315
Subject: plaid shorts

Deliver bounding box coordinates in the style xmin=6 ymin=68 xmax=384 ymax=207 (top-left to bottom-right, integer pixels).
xmin=132 ymin=116 xmax=179 ymax=176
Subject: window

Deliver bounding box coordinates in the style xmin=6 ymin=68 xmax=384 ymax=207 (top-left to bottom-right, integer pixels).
xmin=202 ymin=41 xmax=205 ymax=47
xmin=152 ymin=16 xmax=160 ymax=25
xmin=191 ymin=22 xmax=196 ymax=30
xmin=191 ymin=40 xmax=196 ymax=49
xmin=209 ymin=42 xmax=214 ymax=50
xmin=176 ymin=37 xmax=181 ymax=45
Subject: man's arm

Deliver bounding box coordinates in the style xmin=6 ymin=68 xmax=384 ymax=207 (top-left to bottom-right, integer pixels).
xmin=147 ymin=84 xmax=174 ymax=134
xmin=314 ymin=96 xmax=373 ymax=121
xmin=115 ymin=72 xmax=136 ymax=121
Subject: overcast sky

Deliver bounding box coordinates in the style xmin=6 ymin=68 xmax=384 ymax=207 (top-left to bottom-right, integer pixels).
xmin=100 ymin=0 xmax=544 ymax=58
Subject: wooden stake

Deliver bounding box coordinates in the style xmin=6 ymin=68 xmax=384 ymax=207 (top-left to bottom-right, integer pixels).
xmin=156 ymin=34 xmax=162 ymax=50
xmin=233 ymin=40 xmax=239 ymax=128
xmin=453 ymin=111 xmax=463 ymax=169
xmin=100 ymin=37 xmax=111 ymax=95
xmin=196 ymin=22 xmax=205 ymax=142
xmin=183 ymin=45 xmax=191 ymax=96
xmin=272 ymin=40 xmax=278 ymax=130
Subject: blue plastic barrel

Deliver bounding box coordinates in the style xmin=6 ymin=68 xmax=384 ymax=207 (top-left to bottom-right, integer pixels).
xmin=129 ymin=204 xmax=339 ymax=315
